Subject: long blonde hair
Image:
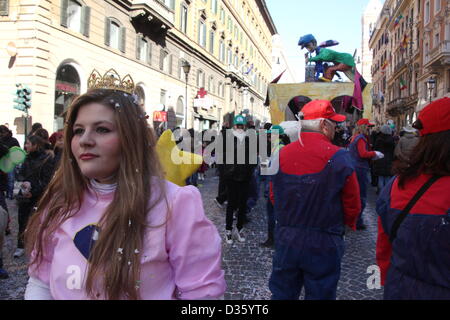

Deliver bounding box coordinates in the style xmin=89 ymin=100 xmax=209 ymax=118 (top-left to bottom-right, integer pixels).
xmin=25 ymin=89 xmax=165 ymax=299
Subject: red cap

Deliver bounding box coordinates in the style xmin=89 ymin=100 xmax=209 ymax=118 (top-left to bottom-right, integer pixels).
xmin=357 ymin=118 xmax=375 ymax=126
xmin=416 ymin=97 xmax=450 ymax=136
xmin=301 ymin=100 xmax=346 ymax=122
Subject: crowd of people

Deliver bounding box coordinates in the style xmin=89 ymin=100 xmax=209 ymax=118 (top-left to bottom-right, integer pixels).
xmin=0 ymin=123 xmax=64 ymax=279
xmin=0 ymin=89 xmax=448 ymax=300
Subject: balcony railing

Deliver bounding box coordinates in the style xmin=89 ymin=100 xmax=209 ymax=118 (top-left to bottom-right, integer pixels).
xmin=387 ymin=97 xmax=407 ymax=110
xmin=429 ymin=40 xmax=450 ymax=62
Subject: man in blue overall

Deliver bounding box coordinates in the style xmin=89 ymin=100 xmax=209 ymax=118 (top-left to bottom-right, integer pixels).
xmin=269 ymin=100 xmax=361 ymax=300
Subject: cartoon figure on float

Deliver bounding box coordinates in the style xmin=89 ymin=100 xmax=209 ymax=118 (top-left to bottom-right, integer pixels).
xmin=264 ymin=33 xmax=374 ymax=137
xmin=298 ymin=34 xmax=365 ymax=85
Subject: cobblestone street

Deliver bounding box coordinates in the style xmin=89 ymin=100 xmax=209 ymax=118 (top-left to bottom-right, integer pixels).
xmin=1 ymin=171 xmax=383 ymax=300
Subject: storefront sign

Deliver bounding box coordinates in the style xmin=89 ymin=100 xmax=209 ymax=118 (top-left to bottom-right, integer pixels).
xmin=153 ymin=111 xmax=168 ymax=122
xmin=56 ymin=82 xmax=79 ymax=94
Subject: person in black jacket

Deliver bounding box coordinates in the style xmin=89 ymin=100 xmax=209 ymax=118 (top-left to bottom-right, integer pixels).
xmin=14 ymin=135 xmax=55 ymax=258
xmin=214 ymin=122 xmax=230 ymax=208
xmin=373 ymin=125 xmax=395 ymax=194
xmin=0 ymin=125 xmax=20 ymax=200
xmin=223 ymin=115 xmax=257 ymax=244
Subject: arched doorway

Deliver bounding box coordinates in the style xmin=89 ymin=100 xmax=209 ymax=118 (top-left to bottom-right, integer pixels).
xmin=54 ymin=64 xmax=81 ymax=130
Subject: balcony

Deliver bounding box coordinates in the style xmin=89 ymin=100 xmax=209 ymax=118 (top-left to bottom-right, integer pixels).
xmin=386 ymin=93 xmax=417 ymax=116
xmin=425 ymin=40 xmax=450 ymax=67
xmin=394 ymin=59 xmax=406 ymax=74
xmin=130 ymin=0 xmax=175 ymax=29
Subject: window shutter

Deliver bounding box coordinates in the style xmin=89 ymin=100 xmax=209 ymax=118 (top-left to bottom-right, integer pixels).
xmin=136 ymin=35 xmax=141 ymax=60
xmin=81 ymin=6 xmax=91 ymax=37
xmin=168 ymin=54 xmax=173 ymax=75
xmin=159 ymin=49 xmax=165 ymax=70
xmin=104 ymin=18 xmax=111 ymax=46
xmin=120 ymin=27 xmax=126 ymax=53
xmin=60 ymin=0 xmax=69 ymax=27
xmin=148 ymin=43 xmax=152 ymax=65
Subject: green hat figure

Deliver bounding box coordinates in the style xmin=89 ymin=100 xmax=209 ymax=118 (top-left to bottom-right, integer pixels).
xmin=233 ymin=115 xmax=247 ymax=126
xmin=266 ymin=124 xmax=285 ymax=135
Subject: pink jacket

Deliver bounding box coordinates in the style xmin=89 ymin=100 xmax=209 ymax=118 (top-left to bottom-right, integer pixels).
xmin=28 ymin=180 xmax=226 ymax=300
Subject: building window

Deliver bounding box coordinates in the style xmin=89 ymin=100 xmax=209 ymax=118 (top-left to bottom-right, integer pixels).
xmin=160 ymin=49 xmax=167 ymax=71
xmin=67 ymin=0 xmax=81 ymax=32
xmin=110 ymin=21 xmax=121 ymax=49
xmin=198 ymin=20 xmax=206 ymax=47
xmin=160 ymin=89 xmax=167 ymax=105
xmin=435 ymin=0 xmax=441 ymax=12
xmin=136 ymin=36 xmax=150 ymax=63
xmin=227 ymin=48 xmax=232 ymax=65
xmin=105 ymin=18 xmax=126 ymax=52
xmin=425 ymin=1 xmax=430 ymax=24
xmin=211 ymin=0 xmax=218 ymax=14
xmin=180 ymin=3 xmax=188 ymax=34
xmin=61 ymin=0 xmax=91 ymax=37
xmin=219 ymin=41 xmax=225 ymax=62
xmin=196 ymin=70 xmax=205 ymax=88
xmin=163 ymin=0 xmax=175 ymax=10
xmin=0 ymin=0 xmax=9 ymax=16
xmin=218 ymin=82 xmax=223 ymax=97
xmin=209 ymin=30 xmax=215 ymax=54
xmin=220 ymin=7 xmax=225 ymax=23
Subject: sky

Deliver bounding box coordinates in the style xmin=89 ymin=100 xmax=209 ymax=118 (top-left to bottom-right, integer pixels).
xmin=266 ymin=0 xmax=374 ymax=82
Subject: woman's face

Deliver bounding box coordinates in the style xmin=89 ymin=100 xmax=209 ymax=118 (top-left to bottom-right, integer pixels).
xmin=71 ymin=102 xmax=121 ymax=184
xmin=25 ymin=140 xmax=36 ymax=153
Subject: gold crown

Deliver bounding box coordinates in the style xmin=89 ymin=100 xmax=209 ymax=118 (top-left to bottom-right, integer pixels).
xmin=87 ymin=69 xmax=135 ymax=94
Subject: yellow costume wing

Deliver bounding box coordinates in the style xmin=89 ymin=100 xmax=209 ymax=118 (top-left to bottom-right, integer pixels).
xmin=156 ymin=130 xmax=203 ymax=186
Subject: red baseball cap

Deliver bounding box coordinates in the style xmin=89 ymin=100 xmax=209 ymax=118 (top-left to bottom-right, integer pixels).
xmin=301 ymin=100 xmax=346 ymax=122
xmin=414 ymin=97 xmax=450 ymax=136
xmin=357 ymin=118 xmax=375 ymax=126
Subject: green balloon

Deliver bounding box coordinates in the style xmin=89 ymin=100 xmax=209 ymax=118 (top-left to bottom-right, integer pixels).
xmin=0 ymin=147 xmax=26 ymax=173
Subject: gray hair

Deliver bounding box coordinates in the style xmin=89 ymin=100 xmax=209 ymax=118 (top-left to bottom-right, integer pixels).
xmin=300 ymin=119 xmax=323 ymax=133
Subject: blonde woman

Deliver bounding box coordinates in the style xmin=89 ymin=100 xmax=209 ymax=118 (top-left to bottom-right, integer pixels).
xmin=348 ymin=119 xmax=383 ymax=230
xmin=24 ymin=88 xmax=226 ymax=300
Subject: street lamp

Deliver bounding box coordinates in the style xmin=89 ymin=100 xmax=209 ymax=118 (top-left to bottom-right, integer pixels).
xmin=182 ymin=60 xmax=191 ymax=129
xmin=426 ymin=77 xmax=436 ymax=104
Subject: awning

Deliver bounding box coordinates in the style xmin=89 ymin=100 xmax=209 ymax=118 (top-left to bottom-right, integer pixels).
xmin=193 ymin=112 xmax=217 ymax=122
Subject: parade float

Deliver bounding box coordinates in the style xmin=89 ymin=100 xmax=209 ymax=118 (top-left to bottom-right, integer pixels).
xmin=267 ymin=34 xmax=373 ymax=126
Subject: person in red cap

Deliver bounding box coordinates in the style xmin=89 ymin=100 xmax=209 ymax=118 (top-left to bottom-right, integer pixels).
xmin=348 ymin=119 xmax=384 ymax=230
xmin=376 ymin=97 xmax=450 ymax=299
xmin=269 ymin=100 xmax=361 ymax=300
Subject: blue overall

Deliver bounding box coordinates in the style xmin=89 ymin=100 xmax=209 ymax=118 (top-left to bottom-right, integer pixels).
xmin=377 ymin=179 xmax=450 ymax=299
xmin=349 ymin=134 xmax=370 ymax=228
xmin=269 ymin=149 xmax=355 ymax=300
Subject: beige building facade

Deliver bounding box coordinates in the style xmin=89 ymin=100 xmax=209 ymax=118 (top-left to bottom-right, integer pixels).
xmin=0 ymin=0 xmax=276 ymax=142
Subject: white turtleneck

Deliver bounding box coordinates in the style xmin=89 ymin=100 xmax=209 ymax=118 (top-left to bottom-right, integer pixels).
xmin=90 ymin=179 xmax=117 ymax=194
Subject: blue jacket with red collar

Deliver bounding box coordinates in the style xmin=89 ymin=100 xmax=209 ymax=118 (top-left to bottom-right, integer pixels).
xmin=376 ymin=174 xmax=450 ymax=299
xmin=273 ymin=133 xmax=361 ymax=235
